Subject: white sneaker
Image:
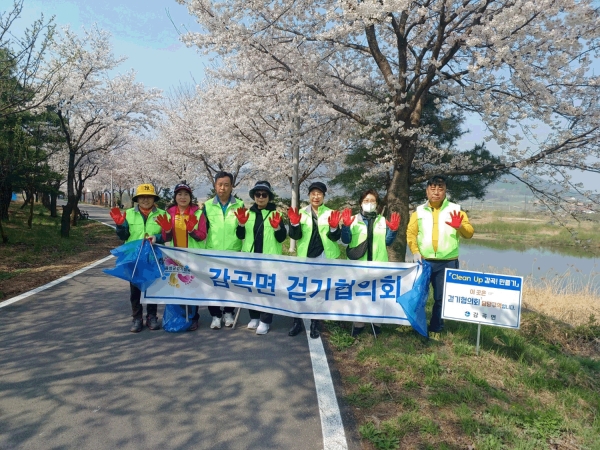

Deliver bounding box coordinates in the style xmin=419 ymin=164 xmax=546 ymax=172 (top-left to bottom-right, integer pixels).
xmin=223 ymin=312 xmax=234 ymax=327
xmin=247 ymin=319 xmax=260 ymax=329
xmin=256 ymin=321 xmax=270 ymax=335
xmin=210 ymin=316 xmax=222 ymax=329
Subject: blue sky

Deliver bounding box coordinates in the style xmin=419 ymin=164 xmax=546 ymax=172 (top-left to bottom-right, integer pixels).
xmin=13 ymin=0 xmax=208 ymax=93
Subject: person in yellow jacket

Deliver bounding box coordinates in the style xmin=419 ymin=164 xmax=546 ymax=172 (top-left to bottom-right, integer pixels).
xmin=110 ymin=184 xmax=168 ymax=333
xmin=406 ymin=175 xmax=474 ymax=333
xmin=234 ymin=180 xmax=287 ymax=335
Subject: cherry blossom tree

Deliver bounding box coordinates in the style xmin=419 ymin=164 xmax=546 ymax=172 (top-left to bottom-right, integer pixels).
xmin=179 ymin=0 xmax=600 ymax=258
xmin=40 ymin=26 xmax=162 ymax=237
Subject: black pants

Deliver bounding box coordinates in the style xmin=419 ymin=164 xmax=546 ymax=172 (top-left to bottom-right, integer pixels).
xmin=208 ymin=306 xmax=235 ymax=317
xmin=248 ymin=310 xmax=273 ymax=324
xmin=130 ymin=283 xmax=157 ymax=319
xmin=427 ymin=259 xmax=459 ymax=332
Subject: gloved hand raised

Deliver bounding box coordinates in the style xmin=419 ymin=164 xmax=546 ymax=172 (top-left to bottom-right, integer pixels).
xmin=341 ymin=208 xmax=354 ymax=227
xmin=287 ymin=207 xmax=301 ymax=226
xmin=328 ymin=210 xmax=341 ymax=228
xmin=445 ymin=211 xmax=463 ymax=229
xmin=386 ymin=212 xmax=400 ymax=231
xmin=110 ymin=207 xmax=126 ymax=226
xmin=155 ymin=214 xmax=172 ymax=232
xmin=234 ymin=207 xmax=249 ymax=226
xmin=269 ymin=212 xmax=282 ymax=229
xmin=185 ymin=214 xmax=198 ymax=233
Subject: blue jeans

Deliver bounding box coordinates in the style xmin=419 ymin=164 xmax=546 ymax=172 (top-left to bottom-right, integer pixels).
xmin=427 ymin=259 xmax=459 ymax=332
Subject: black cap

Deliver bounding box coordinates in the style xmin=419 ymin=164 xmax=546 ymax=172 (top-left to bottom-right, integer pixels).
xmin=174 ymin=181 xmax=192 ymax=195
xmin=308 ymin=182 xmax=327 ymax=195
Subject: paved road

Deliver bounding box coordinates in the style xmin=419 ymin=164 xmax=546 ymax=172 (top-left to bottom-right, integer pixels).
xmin=0 ymin=204 xmax=358 ymax=449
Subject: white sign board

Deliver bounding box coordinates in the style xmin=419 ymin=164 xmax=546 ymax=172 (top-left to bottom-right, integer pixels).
xmin=442 ymin=268 xmax=523 ymax=329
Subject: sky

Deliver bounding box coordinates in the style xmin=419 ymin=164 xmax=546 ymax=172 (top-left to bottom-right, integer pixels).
xmin=11 ymin=0 xmax=208 ymax=93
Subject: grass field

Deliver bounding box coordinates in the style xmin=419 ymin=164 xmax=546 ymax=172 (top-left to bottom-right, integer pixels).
xmin=468 ymin=210 xmax=600 ymax=251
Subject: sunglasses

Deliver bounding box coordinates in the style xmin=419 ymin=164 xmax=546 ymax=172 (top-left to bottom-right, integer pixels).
xmin=254 ymin=191 xmax=269 ymax=198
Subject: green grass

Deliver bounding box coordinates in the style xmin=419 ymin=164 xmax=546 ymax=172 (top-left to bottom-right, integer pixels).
xmin=327 ymin=294 xmax=600 ymax=449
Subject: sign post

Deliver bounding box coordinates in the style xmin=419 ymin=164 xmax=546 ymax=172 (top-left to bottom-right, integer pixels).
xmin=442 ymin=269 xmax=523 ymax=355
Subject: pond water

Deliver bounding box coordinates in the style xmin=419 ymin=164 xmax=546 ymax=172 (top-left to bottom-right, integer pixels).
xmin=457 ymin=239 xmax=600 ymax=293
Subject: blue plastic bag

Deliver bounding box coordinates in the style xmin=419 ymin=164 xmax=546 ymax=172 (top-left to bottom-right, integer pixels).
xmin=162 ymin=304 xmax=197 ymax=332
xmin=103 ymin=239 xmax=164 ymax=292
xmin=396 ymin=261 xmax=432 ymax=337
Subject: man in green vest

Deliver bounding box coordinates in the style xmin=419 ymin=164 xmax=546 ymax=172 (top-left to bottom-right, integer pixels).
xmin=406 ymin=175 xmax=474 ymax=333
xmin=202 ymin=171 xmax=245 ymax=329
xmin=110 ymin=183 xmax=168 ymax=333
xmin=288 ymin=181 xmax=342 ymax=338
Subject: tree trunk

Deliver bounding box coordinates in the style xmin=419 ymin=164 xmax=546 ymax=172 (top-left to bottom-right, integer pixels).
xmin=0 ymin=183 xmax=12 ymax=221
xmin=385 ymin=157 xmax=412 ymax=263
xmin=61 ymin=151 xmax=77 ymax=238
xmin=0 ymin=218 xmax=8 ymax=243
xmin=27 ymin=189 xmax=34 ymax=229
xmin=49 ymin=192 xmax=57 ymax=217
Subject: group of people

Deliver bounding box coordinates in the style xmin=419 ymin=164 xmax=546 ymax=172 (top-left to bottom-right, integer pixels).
xmin=109 ymin=172 xmax=473 ymax=338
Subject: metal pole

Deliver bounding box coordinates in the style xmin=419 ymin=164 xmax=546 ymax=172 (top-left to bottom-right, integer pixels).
xmin=110 ymin=170 xmax=113 ymax=207
xmin=289 ymin=94 xmax=300 ymax=253
xmin=476 ymin=323 xmax=481 ymax=355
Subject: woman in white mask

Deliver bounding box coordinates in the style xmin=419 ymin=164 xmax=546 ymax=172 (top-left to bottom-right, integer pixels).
xmin=340 ymin=189 xmax=400 ymax=337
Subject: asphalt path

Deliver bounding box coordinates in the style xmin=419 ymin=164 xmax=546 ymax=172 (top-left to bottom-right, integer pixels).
xmin=0 ymin=203 xmax=359 ymax=449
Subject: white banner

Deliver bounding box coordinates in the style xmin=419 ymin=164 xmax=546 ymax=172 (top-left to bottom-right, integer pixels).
xmin=141 ymin=246 xmax=429 ymax=327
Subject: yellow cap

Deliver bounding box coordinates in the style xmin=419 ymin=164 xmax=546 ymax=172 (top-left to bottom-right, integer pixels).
xmin=133 ymin=184 xmax=159 ymax=201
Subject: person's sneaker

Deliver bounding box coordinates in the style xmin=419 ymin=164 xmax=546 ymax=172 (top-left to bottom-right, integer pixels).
xmin=223 ymin=312 xmax=235 ymax=327
xmin=247 ymin=318 xmax=260 ymax=329
xmin=256 ymin=321 xmax=270 ymax=335
xmin=210 ymin=316 xmax=222 ymax=329
xmin=189 ymin=319 xmax=199 ymax=331
xmin=146 ymin=315 xmax=160 ymax=330
xmin=130 ymin=318 xmax=143 ymax=333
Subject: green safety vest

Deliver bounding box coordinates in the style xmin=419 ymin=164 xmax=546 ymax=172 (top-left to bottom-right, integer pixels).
xmin=416 ymin=198 xmax=460 ymax=260
xmin=347 ymin=215 xmax=388 ymax=262
xmin=241 ymin=208 xmax=282 ymax=255
xmin=204 ymin=196 xmax=244 ymax=251
xmin=124 ymin=207 xmax=167 ymax=243
xmin=296 ymin=204 xmax=340 ymax=259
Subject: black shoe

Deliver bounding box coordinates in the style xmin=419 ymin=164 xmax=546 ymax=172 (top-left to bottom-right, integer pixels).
xmin=146 ymin=315 xmax=160 ymax=330
xmin=310 ymin=320 xmax=320 ymax=339
xmin=351 ymin=326 xmax=365 ymax=337
xmin=189 ymin=319 xmax=199 ymax=331
xmin=130 ymin=318 xmax=143 ymax=333
xmin=288 ymin=318 xmax=304 ymax=336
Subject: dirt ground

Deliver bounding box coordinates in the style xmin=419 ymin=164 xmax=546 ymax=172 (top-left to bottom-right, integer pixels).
xmin=0 ymin=237 xmax=120 ymax=301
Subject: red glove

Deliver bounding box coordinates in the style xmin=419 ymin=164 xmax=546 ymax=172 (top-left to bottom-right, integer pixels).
xmin=445 ymin=210 xmax=463 ymax=229
xmin=288 ymin=207 xmax=301 ymax=226
xmin=234 ymin=206 xmax=249 ymax=225
xmin=328 ymin=210 xmax=341 ymax=228
xmin=386 ymin=212 xmax=400 ymax=231
xmin=185 ymin=214 xmax=198 ymax=233
xmin=110 ymin=207 xmax=126 ymax=226
xmin=155 ymin=214 xmax=172 ymax=232
xmin=269 ymin=212 xmax=282 ymax=229
xmin=341 ymin=208 xmax=353 ymax=227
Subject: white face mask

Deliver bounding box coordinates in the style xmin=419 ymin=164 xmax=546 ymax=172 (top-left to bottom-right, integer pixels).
xmin=362 ymin=202 xmax=376 ymax=213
